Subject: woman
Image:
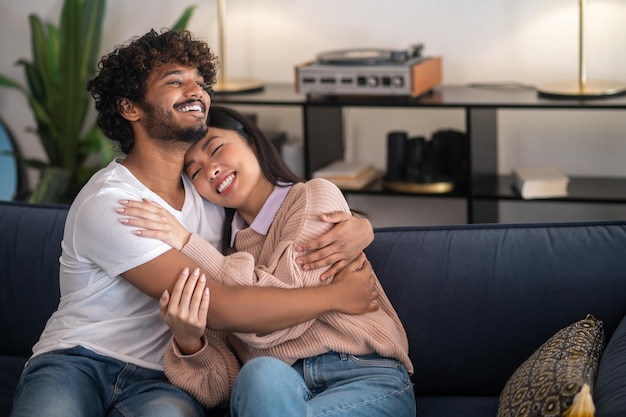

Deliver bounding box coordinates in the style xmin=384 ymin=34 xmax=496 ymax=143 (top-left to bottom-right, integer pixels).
xmin=119 ymin=105 xmax=415 ymax=416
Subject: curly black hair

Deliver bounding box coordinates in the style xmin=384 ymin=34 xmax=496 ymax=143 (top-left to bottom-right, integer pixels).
xmin=87 ymin=29 xmax=218 ymax=154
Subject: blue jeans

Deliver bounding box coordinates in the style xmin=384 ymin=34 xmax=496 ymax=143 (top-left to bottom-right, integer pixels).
xmin=10 ymin=345 xmax=204 ymax=417
xmin=230 ymin=351 xmax=416 ymax=417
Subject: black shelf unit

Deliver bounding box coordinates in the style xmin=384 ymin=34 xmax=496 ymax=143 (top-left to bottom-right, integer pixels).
xmin=214 ymin=83 xmax=626 ymax=223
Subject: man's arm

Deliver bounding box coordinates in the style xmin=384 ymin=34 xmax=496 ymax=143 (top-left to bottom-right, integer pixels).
xmin=122 ymin=249 xmax=378 ymax=333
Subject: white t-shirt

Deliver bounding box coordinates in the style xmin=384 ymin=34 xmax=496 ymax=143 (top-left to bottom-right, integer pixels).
xmin=32 ymin=160 xmax=224 ymax=370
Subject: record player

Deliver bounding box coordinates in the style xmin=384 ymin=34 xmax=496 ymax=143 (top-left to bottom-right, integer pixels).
xmin=295 ymin=44 xmax=442 ymax=97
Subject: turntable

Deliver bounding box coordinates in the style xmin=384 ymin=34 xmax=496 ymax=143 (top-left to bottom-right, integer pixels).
xmin=295 ymin=44 xmax=442 ymax=97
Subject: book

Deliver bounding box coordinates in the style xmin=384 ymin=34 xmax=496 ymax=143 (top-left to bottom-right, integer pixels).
xmin=313 ymin=161 xmax=382 ymax=190
xmin=512 ymin=166 xmax=569 ymax=199
xmin=313 ymin=161 xmax=372 ymax=179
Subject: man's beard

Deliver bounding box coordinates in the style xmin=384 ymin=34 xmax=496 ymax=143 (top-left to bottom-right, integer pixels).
xmin=142 ymin=100 xmax=208 ymax=145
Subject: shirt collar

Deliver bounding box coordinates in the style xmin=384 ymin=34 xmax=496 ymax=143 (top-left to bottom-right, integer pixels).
xmin=230 ymin=182 xmax=293 ymax=247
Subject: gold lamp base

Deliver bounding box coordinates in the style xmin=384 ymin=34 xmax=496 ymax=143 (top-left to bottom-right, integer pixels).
xmin=537 ymin=79 xmax=626 ymax=99
xmin=213 ymin=79 xmax=264 ymax=94
xmin=536 ymin=0 xmax=626 ymax=100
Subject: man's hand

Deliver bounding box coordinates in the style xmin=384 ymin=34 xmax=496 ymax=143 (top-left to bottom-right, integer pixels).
xmin=329 ymin=253 xmax=379 ymax=315
xmin=296 ymin=211 xmax=374 ymax=280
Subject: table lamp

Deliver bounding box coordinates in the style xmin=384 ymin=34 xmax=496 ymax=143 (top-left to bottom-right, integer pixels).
xmin=213 ymin=0 xmax=264 ymax=94
xmin=537 ymin=0 xmax=626 ymax=99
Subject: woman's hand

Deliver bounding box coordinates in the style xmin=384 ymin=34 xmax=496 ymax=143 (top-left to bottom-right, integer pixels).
xmin=329 ymin=253 xmax=379 ymax=315
xmin=296 ymin=211 xmax=374 ymax=280
xmin=116 ymin=199 xmax=192 ymax=250
xmin=160 ymin=267 xmax=211 ymax=355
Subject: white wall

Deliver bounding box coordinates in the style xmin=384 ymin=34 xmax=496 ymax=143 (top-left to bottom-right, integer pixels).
xmin=2 ymin=0 xmax=626 ymax=224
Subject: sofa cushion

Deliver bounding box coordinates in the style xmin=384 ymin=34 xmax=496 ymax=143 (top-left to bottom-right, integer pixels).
xmin=367 ymin=222 xmax=626 ymax=397
xmin=496 ymin=315 xmax=605 ymax=417
xmin=594 ymin=313 xmax=626 ymax=417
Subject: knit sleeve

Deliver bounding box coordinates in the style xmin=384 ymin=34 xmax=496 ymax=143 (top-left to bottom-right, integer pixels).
xmin=180 ymin=228 xmax=317 ymax=349
xmin=229 ymin=179 xmax=353 ymax=349
xmin=163 ymin=329 xmax=240 ymax=409
xmin=181 ymin=233 xmax=256 ymax=285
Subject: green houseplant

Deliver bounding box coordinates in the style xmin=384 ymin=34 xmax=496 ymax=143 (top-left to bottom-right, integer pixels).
xmin=0 ymin=0 xmax=196 ymax=204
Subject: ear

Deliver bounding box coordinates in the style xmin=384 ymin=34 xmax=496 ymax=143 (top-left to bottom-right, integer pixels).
xmin=117 ymin=98 xmax=141 ymax=122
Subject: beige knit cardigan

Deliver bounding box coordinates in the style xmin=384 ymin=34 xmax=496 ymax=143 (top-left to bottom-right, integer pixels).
xmin=164 ymin=178 xmax=412 ymax=408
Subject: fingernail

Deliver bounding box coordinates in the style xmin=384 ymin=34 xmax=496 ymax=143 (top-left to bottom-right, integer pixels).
xmin=119 ymin=218 xmax=129 ymax=223
xmin=161 ymin=290 xmax=168 ymax=300
xmin=199 ymin=274 xmax=206 ymax=282
xmin=182 ymin=267 xmax=189 ymax=275
xmin=115 ymin=207 xmax=125 ymax=213
xmin=193 ymin=267 xmax=200 ymax=276
xmin=119 ymin=200 xmax=128 ymax=205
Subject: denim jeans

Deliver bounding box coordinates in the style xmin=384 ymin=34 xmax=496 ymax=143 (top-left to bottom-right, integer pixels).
xmin=10 ymin=345 xmax=204 ymax=417
xmin=230 ymin=351 xmax=416 ymax=417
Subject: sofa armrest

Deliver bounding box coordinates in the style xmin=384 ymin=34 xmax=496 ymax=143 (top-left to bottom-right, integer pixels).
xmin=594 ymin=312 xmax=626 ymax=417
xmin=0 ymin=201 xmax=67 ymax=357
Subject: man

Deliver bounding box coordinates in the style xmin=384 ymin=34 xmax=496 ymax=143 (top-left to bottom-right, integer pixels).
xmin=10 ymin=29 xmax=377 ymax=417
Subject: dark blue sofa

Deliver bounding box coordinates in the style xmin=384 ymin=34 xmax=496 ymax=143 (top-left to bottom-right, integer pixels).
xmin=2 ymin=199 xmax=626 ymax=417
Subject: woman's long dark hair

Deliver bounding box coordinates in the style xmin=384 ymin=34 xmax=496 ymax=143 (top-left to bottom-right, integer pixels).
xmin=206 ymin=105 xmax=303 ymax=253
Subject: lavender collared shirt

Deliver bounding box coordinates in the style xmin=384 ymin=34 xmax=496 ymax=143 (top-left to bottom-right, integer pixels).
xmin=230 ymin=182 xmax=293 ymax=248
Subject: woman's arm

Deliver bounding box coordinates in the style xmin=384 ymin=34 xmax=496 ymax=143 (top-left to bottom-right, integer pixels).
xmin=120 ymin=199 xmax=374 ymax=346
xmin=163 ymin=329 xmax=240 ymax=409
xmin=159 ymin=269 xmax=240 ymax=408
xmin=159 ymin=266 xmax=210 ymax=354
xmin=123 ymin=247 xmax=378 ymax=333
xmin=118 ymin=199 xmax=379 ymax=333
xmin=119 ymin=199 xmax=373 ymax=280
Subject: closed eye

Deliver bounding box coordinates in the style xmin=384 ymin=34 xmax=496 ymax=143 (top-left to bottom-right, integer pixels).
xmin=186 ymin=166 xmax=200 ymax=181
xmin=211 ymin=144 xmax=224 ymax=156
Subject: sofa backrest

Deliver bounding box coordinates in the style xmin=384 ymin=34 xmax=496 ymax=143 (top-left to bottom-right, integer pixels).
xmin=3 ymin=200 xmax=626 ymax=400
xmin=365 ymin=221 xmax=626 ymax=397
xmin=0 ymin=201 xmax=68 ymax=357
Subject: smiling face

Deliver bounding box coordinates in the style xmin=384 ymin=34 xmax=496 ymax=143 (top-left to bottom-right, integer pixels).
xmin=139 ymin=63 xmax=211 ymax=145
xmin=184 ymin=126 xmax=274 ymax=222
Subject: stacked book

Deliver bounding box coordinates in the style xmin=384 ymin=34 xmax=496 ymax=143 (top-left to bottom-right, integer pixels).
xmin=512 ymin=166 xmax=569 ymax=199
xmin=313 ymin=160 xmax=381 ymax=190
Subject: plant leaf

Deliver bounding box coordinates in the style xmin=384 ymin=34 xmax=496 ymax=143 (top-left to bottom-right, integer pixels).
xmin=82 ymin=0 xmax=106 ymax=76
xmin=0 ymin=74 xmax=26 ymax=92
xmin=57 ymin=0 xmax=106 ymax=169
xmin=171 ymin=5 xmax=196 ymax=31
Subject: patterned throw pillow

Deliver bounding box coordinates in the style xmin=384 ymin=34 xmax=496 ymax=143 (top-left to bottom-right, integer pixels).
xmin=497 ymin=315 xmax=605 ymax=417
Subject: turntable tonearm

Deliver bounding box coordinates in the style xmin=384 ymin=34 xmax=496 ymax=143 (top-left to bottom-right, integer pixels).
xmin=295 ymin=44 xmax=441 ymax=97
